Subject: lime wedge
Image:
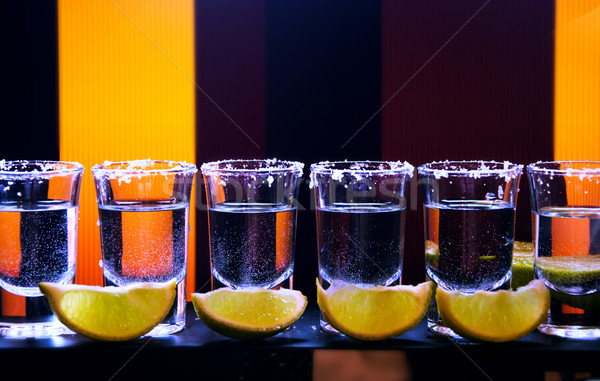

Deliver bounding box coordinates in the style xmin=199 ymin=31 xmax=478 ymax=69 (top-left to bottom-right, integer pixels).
xmin=511 ymin=241 xmax=534 ymax=290
xmin=535 ymin=255 xmax=600 ymax=311
xmin=536 ymin=255 xmax=600 ymax=286
xmin=478 ymin=255 xmax=497 ymax=260
xmin=317 ymin=279 xmax=433 ymax=341
xmin=191 ymin=288 xmax=307 ymax=340
xmin=425 ymin=240 xmax=439 ymax=268
xmin=513 ymin=241 xmax=534 ymax=252
xmin=39 ymin=280 xmax=176 ymax=341
xmin=436 ymin=279 xmax=549 ymax=342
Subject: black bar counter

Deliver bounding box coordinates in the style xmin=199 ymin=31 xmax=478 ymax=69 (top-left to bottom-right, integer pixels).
xmin=2 ymin=303 xmax=600 ymax=381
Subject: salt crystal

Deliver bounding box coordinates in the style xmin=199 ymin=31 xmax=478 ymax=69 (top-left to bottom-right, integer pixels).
xmin=331 ymin=170 xmax=344 ymax=182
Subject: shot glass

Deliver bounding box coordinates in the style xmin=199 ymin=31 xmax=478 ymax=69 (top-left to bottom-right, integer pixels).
xmin=0 ymin=160 xmax=83 ymax=337
xmin=418 ymin=160 xmax=522 ymax=338
xmin=201 ymin=159 xmax=304 ymax=290
xmin=527 ymin=161 xmax=600 ymax=339
xmin=92 ymin=160 xmax=196 ymax=336
xmin=310 ymin=160 xmax=413 ymax=332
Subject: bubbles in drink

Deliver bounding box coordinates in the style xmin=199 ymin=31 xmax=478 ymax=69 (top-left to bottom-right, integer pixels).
xmin=99 ymin=203 xmax=188 ymax=286
xmin=209 ymin=202 xmax=296 ymax=289
xmin=317 ymin=203 xmax=405 ymax=288
xmin=425 ymin=200 xmax=514 ymax=292
xmin=0 ymin=201 xmax=77 ymax=297
xmin=534 ymin=206 xmax=600 ymax=295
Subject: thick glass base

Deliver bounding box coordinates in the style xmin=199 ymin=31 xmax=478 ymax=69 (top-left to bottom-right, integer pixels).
xmin=426 ymin=320 xmax=462 ymax=339
xmin=426 ymin=296 xmax=463 ymax=339
xmin=319 ymin=317 xmax=339 ymax=334
xmin=145 ymin=280 xmax=186 ymax=336
xmin=145 ymin=321 xmax=185 ymax=336
xmin=0 ymin=292 xmax=71 ymax=338
xmin=0 ymin=321 xmax=72 ymax=338
xmin=538 ymin=324 xmax=600 ymax=340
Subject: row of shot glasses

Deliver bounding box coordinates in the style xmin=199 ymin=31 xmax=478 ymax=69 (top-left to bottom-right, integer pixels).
xmin=0 ymin=159 xmax=598 ymax=339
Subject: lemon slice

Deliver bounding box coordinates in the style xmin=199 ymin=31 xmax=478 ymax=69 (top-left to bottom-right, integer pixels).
xmin=511 ymin=241 xmax=534 ymax=290
xmin=191 ymin=288 xmax=307 ymax=340
xmin=317 ymin=279 xmax=433 ymax=341
xmin=436 ymin=279 xmax=549 ymax=342
xmin=39 ymin=280 xmax=176 ymax=341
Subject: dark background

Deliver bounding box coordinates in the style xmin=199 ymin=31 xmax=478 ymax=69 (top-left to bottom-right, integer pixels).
xmin=3 ymin=1 xmax=554 ymax=303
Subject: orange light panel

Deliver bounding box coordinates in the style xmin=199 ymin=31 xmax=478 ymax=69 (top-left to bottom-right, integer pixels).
xmin=58 ymin=0 xmax=197 ymax=299
xmin=554 ymin=3 xmax=600 ymax=315
xmin=0 ymin=212 xmax=21 ymax=278
xmin=1 ymin=290 xmax=25 ymax=317
xmin=551 ymin=217 xmax=590 ymax=257
xmin=276 ymin=210 xmax=293 ymax=272
xmin=122 ymin=210 xmax=174 ymax=277
xmin=555 ymin=1 xmax=600 ymax=161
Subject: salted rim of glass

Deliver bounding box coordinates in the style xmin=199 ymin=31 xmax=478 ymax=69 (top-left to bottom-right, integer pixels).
xmin=417 ymin=160 xmax=523 ymax=179
xmin=200 ymin=158 xmax=304 ymax=174
xmin=91 ymin=159 xmax=197 ymax=175
xmin=310 ymin=160 xmax=414 ymax=176
xmin=0 ymin=160 xmax=84 ymax=176
xmin=527 ymin=160 xmax=600 ymax=175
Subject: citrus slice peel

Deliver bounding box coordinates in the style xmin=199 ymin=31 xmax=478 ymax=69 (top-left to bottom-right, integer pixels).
xmin=191 ymin=287 xmax=307 ymax=340
xmin=317 ymin=279 xmax=433 ymax=341
xmin=39 ymin=280 xmax=176 ymax=341
xmin=436 ymin=279 xmax=550 ymax=342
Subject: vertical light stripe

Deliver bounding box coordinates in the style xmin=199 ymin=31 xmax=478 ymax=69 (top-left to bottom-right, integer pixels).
xmin=555 ymin=1 xmax=600 ymax=161
xmin=122 ymin=210 xmax=173 ymax=277
xmin=554 ymin=0 xmax=600 ymax=317
xmin=0 ymin=212 xmax=21 ymax=278
xmin=58 ymin=1 xmax=196 ymax=299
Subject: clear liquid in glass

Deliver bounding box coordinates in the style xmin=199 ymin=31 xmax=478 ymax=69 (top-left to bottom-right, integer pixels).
xmin=209 ymin=202 xmax=296 ymax=289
